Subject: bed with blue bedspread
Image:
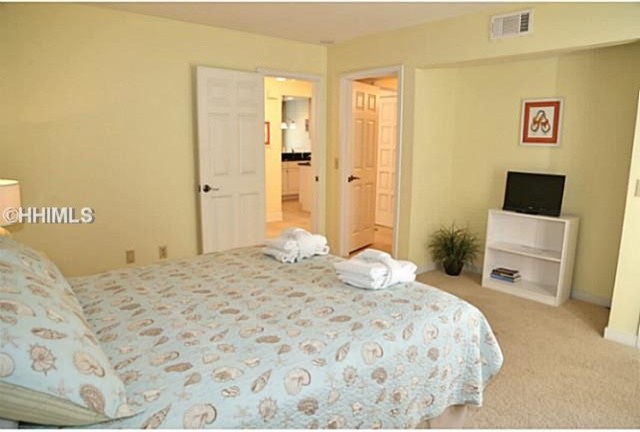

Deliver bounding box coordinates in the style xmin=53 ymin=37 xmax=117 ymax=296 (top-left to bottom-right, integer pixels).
xmin=65 ymin=247 xmax=502 ymax=428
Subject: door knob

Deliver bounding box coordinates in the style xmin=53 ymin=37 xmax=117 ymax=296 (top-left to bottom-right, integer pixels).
xmin=201 ymin=184 xmax=219 ymax=193
xmin=347 ymin=175 xmax=360 ymax=183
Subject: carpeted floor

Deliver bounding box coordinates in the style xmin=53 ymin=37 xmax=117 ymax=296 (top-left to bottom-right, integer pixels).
xmin=417 ymin=270 xmax=640 ymax=429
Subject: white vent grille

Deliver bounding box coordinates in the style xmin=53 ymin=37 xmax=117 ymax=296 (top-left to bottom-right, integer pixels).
xmin=490 ymin=9 xmax=533 ymax=40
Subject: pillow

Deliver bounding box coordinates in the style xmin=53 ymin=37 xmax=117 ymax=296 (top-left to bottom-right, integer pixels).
xmin=0 ymin=237 xmax=135 ymax=425
xmin=0 ymin=237 xmax=68 ymax=293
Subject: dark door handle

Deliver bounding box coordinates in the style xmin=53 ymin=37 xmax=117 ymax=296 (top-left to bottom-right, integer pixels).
xmin=347 ymin=175 xmax=360 ymax=183
xmin=201 ymin=184 xmax=220 ymax=193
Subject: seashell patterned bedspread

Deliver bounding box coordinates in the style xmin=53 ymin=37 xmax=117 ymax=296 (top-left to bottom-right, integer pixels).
xmin=68 ymin=247 xmax=503 ymax=429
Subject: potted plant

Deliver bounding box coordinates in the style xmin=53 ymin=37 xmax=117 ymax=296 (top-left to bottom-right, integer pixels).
xmin=427 ymin=224 xmax=480 ymax=276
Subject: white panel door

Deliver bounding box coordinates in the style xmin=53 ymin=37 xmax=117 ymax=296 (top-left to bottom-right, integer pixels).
xmin=348 ymin=82 xmax=379 ymax=252
xmin=375 ymin=94 xmax=397 ymax=228
xmin=196 ymin=66 xmax=265 ymax=253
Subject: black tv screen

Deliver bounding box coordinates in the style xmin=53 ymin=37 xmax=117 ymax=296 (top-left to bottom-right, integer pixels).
xmin=503 ymin=171 xmax=566 ymax=217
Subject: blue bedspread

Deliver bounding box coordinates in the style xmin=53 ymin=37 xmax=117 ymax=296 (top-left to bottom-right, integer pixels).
xmin=68 ymin=247 xmax=503 ymax=428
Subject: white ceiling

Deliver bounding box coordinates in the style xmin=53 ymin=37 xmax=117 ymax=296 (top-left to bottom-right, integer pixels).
xmin=97 ymin=2 xmax=499 ymax=45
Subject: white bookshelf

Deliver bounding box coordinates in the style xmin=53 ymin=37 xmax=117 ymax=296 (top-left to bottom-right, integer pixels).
xmin=482 ymin=209 xmax=579 ymax=306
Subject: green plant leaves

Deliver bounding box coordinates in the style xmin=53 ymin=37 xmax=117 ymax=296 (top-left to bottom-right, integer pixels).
xmin=427 ymin=224 xmax=480 ymax=267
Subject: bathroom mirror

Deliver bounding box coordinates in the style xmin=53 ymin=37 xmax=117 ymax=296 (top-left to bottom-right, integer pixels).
xmin=281 ymin=96 xmax=311 ymax=154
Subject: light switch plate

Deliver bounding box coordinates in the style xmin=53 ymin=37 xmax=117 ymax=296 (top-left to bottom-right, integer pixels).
xmin=635 ymin=179 xmax=640 ymax=198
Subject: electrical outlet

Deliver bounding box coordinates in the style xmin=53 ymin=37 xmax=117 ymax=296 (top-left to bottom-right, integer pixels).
xmin=125 ymin=250 xmax=135 ymax=264
xmin=159 ymin=245 xmax=168 ymax=259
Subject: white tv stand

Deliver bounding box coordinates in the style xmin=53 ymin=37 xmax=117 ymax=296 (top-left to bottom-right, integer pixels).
xmin=481 ymin=209 xmax=579 ymax=306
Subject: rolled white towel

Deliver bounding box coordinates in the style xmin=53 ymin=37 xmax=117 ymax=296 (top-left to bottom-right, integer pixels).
xmin=333 ymin=259 xmax=388 ymax=279
xmin=352 ymin=248 xmax=392 ymax=263
xmin=311 ymin=234 xmax=330 ymax=256
xmin=338 ymin=266 xmax=416 ymax=290
xmin=343 ymin=248 xmax=397 ymax=285
xmin=263 ymin=247 xmax=298 ymax=264
xmin=334 ymin=248 xmax=417 ymax=289
xmin=337 ymin=273 xmax=387 ymax=290
xmin=264 ymin=237 xmax=299 ymax=253
xmin=388 ymin=260 xmax=417 ymax=285
xmin=280 ymin=229 xmax=329 ymax=259
xmin=337 ymin=261 xmax=416 ymax=283
xmin=294 ymin=230 xmax=316 ymax=259
xmin=281 ymin=227 xmax=305 ymax=239
xmin=263 ymin=227 xmax=329 ymax=263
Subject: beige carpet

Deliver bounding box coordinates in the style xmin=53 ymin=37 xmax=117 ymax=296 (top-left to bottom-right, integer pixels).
xmin=417 ymin=270 xmax=640 ymax=429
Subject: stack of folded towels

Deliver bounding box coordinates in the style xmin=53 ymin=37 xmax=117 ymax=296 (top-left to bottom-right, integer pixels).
xmin=334 ymin=249 xmax=417 ymax=290
xmin=263 ymin=228 xmax=330 ymax=263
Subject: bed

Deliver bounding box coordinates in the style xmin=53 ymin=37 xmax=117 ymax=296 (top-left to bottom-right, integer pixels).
xmin=0 ymin=239 xmax=502 ymax=429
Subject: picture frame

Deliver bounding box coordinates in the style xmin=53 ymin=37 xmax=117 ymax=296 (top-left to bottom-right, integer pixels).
xmin=520 ymin=98 xmax=563 ymax=146
xmin=264 ymin=121 xmax=270 ymax=145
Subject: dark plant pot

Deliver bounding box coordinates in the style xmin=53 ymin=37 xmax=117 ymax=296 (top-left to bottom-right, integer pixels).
xmin=443 ymin=260 xmax=464 ymax=276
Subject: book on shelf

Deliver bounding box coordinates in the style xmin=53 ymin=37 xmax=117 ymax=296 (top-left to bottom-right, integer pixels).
xmin=490 ymin=273 xmax=521 ymax=283
xmin=491 ymin=268 xmax=521 ymax=277
xmin=491 ymin=267 xmax=521 ymax=280
xmin=491 ymin=272 xmax=521 ymax=280
xmin=492 ymin=267 xmax=519 ymax=276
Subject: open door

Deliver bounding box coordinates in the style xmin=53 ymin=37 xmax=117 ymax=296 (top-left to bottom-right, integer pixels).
xmin=347 ymin=81 xmax=379 ymax=252
xmin=196 ymin=66 xmax=265 ymax=253
xmin=375 ymin=93 xmax=397 ymax=228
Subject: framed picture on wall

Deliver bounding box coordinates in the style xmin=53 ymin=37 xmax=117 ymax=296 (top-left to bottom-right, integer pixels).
xmin=265 ymin=121 xmax=270 ymax=145
xmin=520 ymin=98 xmax=563 ymax=146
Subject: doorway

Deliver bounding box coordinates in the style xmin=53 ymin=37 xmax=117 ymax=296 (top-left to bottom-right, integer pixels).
xmin=339 ymin=66 xmax=403 ymax=257
xmin=263 ymin=75 xmax=318 ymax=238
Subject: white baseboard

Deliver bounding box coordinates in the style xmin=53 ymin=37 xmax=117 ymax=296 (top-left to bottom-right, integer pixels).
xmin=266 ymin=211 xmax=283 ymax=223
xmin=604 ymin=326 xmax=639 ymax=348
xmin=570 ymin=290 xmax=612 ymax=307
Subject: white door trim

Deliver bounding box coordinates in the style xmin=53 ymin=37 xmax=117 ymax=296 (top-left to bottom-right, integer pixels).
xmin=339 ymin=65 xmax=404 ymax=257
xmin=257 ymin=68 xmax=326 ymax=235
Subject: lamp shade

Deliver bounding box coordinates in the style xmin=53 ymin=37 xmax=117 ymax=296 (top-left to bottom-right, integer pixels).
xmin=0 ymin=179 xmax=21 ymax=226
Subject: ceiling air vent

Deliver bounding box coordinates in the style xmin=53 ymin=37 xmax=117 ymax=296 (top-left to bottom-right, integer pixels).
xmin=490 ymin=9 xmax=533 ymax=40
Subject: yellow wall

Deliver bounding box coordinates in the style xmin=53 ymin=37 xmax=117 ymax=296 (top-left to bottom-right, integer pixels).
xmin=608 ymin=92 xmax=640 ymax=337
xmin=435 ymin=43 xmax=640 ymax=302
xmin=409 ymin=69 xmax=456 ymax=264
xmin=264 ymin=78 xmax=313 ymax=221
xmin=326 ymin=3 xmax=640 ymax=299
xmin=0 ymin=3 xmax=326 ymax=276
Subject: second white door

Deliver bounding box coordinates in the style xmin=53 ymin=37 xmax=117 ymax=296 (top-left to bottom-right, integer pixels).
xmin=375 ymin=93 xmax=397 ymax=228
xmin=348 ymin=81 xmax=379 ymax=252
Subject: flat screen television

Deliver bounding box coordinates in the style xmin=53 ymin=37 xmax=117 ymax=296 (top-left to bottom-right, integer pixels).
xmin=502 ymin=171 xmax=566 ymax=217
